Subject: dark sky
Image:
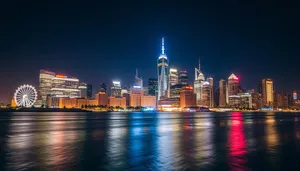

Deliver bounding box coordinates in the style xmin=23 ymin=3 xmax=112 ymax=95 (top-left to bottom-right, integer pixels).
xmin=1 ymin=1 xmax=299 ymax=103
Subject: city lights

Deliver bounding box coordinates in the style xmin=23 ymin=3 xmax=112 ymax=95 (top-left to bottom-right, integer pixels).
xmin=2 ymin=37 xmax=299 ymax=112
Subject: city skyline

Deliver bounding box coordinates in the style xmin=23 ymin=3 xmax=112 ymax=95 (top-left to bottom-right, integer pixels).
xmin=1 ymin=1 xmax=300 ymax=103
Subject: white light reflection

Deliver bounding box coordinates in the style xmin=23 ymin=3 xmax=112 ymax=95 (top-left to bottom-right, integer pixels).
xmin=194 ymin=113 xmax=214 ymax=166
xmin=106 ymin=113 xmax=128 ymax=170
xmin=156 ymin=116 xmax=175 ymax=170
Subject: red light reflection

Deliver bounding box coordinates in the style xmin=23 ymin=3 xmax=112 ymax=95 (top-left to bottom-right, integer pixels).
xmin=228 ymin=112 xmax=248 ymax=171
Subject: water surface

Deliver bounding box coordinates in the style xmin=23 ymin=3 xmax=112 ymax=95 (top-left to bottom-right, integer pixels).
xmin=1 ymin=112 xmax=300 ymax=171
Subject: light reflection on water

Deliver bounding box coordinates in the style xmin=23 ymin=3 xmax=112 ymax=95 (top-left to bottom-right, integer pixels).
xmin=1 ymin=112 xmax=300 ymax=170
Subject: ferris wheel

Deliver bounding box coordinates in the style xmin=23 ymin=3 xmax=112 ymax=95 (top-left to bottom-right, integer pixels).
xmin=14 ymin=84 xmax=37 ymax=107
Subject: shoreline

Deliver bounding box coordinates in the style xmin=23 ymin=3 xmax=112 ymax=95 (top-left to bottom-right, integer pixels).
xmin=0 ymin=108 xmax=299 ymax=113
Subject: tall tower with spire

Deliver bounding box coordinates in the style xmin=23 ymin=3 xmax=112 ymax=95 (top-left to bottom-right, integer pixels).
xmin=194 ymin=58 xmax=205 ymax=105
xmin=157 ymin=37 xmax=169 ymax=100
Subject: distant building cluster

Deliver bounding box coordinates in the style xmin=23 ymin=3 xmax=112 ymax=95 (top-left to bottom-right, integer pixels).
xmin=36 ymin=69 xmax=156 ymax=110
xmin=9 ymin=37 xmax=300 ymax=111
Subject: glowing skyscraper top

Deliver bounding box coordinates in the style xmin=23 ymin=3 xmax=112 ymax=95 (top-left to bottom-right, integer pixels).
xmin=162 ymin=37 xmax=165 ymax=55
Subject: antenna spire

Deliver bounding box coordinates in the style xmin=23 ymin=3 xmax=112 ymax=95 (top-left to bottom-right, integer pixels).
xmin=162 ymin=37 xmax=165 ymax=54
xmin=198 ymin=57 xmax=201 ymax=71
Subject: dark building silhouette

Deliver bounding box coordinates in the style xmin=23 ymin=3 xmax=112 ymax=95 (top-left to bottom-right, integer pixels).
xmin=87 ymin=84 xmax=92 ymax=99
xmin=100 ymin=83 xmax=107 ymax=93
xmin=148 ymin=78 xmax=158 ymax=96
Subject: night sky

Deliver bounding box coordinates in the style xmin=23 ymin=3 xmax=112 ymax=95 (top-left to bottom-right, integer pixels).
xmin=1 ymin=1 xmax=299 ymax=103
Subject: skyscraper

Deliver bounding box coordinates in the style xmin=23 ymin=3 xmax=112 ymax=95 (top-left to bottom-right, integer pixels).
xmin=148 ymin=78 xmax=157 ymax=96
xmin=228 ymin=73 xmax=240 ymax=96
xmin=39 ymin=70 xmax=56 ymax=101
xmin=111 ymin=81 xmax=122 ymax=97
xmin=201 ymin=81 xmax=212 ymax=107
xmin=134 ymin=69 xmax=143 ymax=88
xmin=157 ymin=38 xmax=169 ymax=100
xmin=219 ymin=79 xmax=227 ymax=107
xmin=262 ymin=78 xmax=274 ymax=107
xmin=169 ymin=68 xmax=178 ymax=86
xmin=51 ymin=74 xmax=80 ymax=98
xmin=39 ymin=70 xmax=82 ymax=103
xmin=194 ymin=59 xmax=205 ymax=105
xmin=179 ymin=70 xmax=188 ymax=85
xmin=131 ymin=69 xmax=143 ymax=95
xmin=207 ymin=77 xmax=214 ymax=107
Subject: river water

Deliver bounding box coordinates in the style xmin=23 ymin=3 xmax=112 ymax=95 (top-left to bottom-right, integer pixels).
xmin=1 ymin=112 xmax=300 ymax=171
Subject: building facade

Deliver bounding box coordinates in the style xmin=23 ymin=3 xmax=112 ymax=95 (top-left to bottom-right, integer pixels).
xmin=179 ymin=70 xmax=188 ymax=85
xmin=109 ymin=97 xmax=126 ymax=108
xmin=180 ymin=86 xmax=197 ymax=108
xmin=252 ymin=92 xmax=262 ymax=110
xmin=240 ymin=93 xmax=252 ymax=109
xmin=148 ymin=78 xmax=158 ymax=96
xmin=79 ymin=82 xmax=87 ymax=98
xmin=262 ymin=78 xmax=274 ymax=107
xmin=39 ymin=70 xmax=56 ymax=101
xmin=201 ymin=81 xmax=213 ymax=107
xmin=170 ymin=84 xmax=185 ymax=98
xmin=141 ymin=96 xmax=156 ymax=108
xmin=169 ymin=68 xmax=178 ymax=86
xmin=111 ymin=81 xmax=122 ymax=97
xmin=51 ymin=75 xmax=80 ymax=98
xmin=219 ymin=79 xmax=227 ymax=107
xmin=228 ymin=73 xmax=240 ymax=96
xmin=95 ymin=92 xmax=108 ymax=106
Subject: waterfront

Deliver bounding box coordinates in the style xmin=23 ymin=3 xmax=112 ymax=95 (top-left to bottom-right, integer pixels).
xmin=1 ymin=112 xmax=300 ymax=171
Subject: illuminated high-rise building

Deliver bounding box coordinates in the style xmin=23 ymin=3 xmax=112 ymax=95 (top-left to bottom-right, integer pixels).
xmin=219 ymin=79 xmax=227 ymax=107
xmin=194 ymin=59 xmax=205 ymax=105
xmin=51 ymin=74 xmax=80 ymax=98
xmin=111 ymin=81 xmax=122 ymax=97
xmin=201 ymin=81 xmax=212 ymax=107
xmin=169 ymin=68 xmax=178 ymax=86
xmin=207 ymin=77 xmax=214 ymax=107
xmin=131 ymin=69 xmax=143 ymax=95
xmin=179 ymin=70 xmax=188 ymax=85
xmin=157 ymin=37 xmax=169 ymax=100
xmin=39 ymin=70 xmax=56 ymax=101
xmin=262 ymin=78 xmax=274 ymax=107
xmin=228 ymin=73 xmax=240 ymax=96
xmin=148 ymin=78 xmax=158 ymax=96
